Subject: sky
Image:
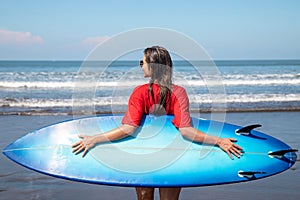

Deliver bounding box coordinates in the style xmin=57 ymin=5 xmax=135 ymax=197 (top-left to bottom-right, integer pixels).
xmin=0 ymin=0 xmax=299 ymax=60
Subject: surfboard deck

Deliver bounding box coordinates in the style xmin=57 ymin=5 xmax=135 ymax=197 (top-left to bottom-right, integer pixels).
xmin=2 ymin=115 xmax=297 ymax=187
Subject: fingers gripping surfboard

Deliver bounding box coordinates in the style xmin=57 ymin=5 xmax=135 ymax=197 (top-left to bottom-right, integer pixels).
xmin=2 ymin=115 xmax=298 ymax=187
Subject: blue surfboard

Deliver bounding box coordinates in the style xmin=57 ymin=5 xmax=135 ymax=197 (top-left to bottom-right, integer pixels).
xmin=2 ymin=115 xmax=297 ymax=187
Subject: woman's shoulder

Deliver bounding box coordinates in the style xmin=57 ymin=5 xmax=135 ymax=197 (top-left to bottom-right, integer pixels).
xmin=131 ymin=83 xmax=150 ymax=95
xmin=133 ymin=83 xmax=186 ymax=93
xmin=134 ymin=83 xmax=149 ymax=90
xmin=172 ymin=84 xmax=186 ymax=92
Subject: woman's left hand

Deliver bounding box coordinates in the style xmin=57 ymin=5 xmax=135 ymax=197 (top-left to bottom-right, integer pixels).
xmin=72 ymin=135 xmax=96 ymax=157
xmin=217 ymin=138 xmax=243 ymax=159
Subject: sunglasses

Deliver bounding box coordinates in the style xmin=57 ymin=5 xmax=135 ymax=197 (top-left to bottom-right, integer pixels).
xmin=140 ymin=60 xmax=144 ymax=67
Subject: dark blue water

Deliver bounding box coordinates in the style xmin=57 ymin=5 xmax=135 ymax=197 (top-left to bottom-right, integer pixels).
xmin=0 ymin=60 xmax=299 ymax=115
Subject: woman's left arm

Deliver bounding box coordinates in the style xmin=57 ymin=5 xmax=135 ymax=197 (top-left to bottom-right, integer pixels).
xmin=179 ymin=126 xmax=243 ymax=159
xmin=72 ymin=124 xmax=137 ymax=157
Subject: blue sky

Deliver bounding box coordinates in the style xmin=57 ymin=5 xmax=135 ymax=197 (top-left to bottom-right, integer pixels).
xmin=0 ymin=0 xmax=299 ymax=60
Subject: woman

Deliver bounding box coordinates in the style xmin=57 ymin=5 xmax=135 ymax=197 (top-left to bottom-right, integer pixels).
xmin=72 ymin=46 xmax=243 ymax=200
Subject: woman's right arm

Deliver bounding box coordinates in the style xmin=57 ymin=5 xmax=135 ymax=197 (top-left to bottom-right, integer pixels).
xmin=179 ymin=126 xmax=243 ymax=159
xmin=72 ymin=124 xmax=136 ymax=157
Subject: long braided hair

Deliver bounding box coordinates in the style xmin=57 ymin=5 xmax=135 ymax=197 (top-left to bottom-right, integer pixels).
xmin=144 ymin=46 xmax=173 ymax=115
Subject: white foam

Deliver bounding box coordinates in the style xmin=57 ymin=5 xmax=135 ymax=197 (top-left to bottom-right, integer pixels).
xmin=188 ymin=93 xmax=300 ymax=104
xmin=1 ymin=94 xmax=299 ymax=108
xmin=0 ymin=77 xmax=299 ymax=90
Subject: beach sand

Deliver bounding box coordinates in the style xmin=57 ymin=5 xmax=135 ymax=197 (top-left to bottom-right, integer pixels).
xmin=1 ymin=112 xmax=299 ymax=200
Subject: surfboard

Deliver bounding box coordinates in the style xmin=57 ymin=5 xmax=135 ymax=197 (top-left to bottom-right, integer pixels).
xmin=2 ymin=115 xmax=297 ymax=187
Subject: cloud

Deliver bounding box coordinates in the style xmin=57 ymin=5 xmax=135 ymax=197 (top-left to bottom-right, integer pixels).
xmin=0 ymin=29 xmax=43 ymax=45
xmin=81 ymin=36 xmax=110 ymax=47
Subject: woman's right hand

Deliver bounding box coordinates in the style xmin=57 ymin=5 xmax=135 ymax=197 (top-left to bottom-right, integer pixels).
xmin=72 ymin=135 xmax=97 ymax=157
xmin=217 ymin=138 xmax=243 ymax=159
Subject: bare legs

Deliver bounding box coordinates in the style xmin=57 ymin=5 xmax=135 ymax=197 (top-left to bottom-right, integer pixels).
xmin=159 ymin=188 xmax=181 ymax=200
xmin=136 ymin=187 xmax=181 ymax=200
xmin=136 ymin=187 xmax=154 ymax=200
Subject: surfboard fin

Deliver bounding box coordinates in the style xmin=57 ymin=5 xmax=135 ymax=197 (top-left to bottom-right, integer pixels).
xmin=268 ymin=149 xmax=298 ymax=158
xmin=235 ymin=124 xmax=262 ymax=135
xmin=238 ymin=171 xmax=266 ymax=179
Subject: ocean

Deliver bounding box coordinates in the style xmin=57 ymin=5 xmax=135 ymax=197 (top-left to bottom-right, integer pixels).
xmin=0 ymin=60 xmax=299 ymax=115
xmin=0 ymin=60 xmax=299 ymax=199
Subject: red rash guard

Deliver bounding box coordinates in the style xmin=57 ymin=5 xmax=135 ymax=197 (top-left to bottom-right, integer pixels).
xmin=122 ymin=83 xmax=191 ymax=128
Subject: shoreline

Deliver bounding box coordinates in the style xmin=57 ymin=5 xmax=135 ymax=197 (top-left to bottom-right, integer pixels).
xmin=1 ymin=108 xmax=300 ymax=116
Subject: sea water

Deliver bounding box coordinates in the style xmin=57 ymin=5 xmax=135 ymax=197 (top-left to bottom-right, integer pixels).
xmin=0 ymin=60 xmax=299 ymax=115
